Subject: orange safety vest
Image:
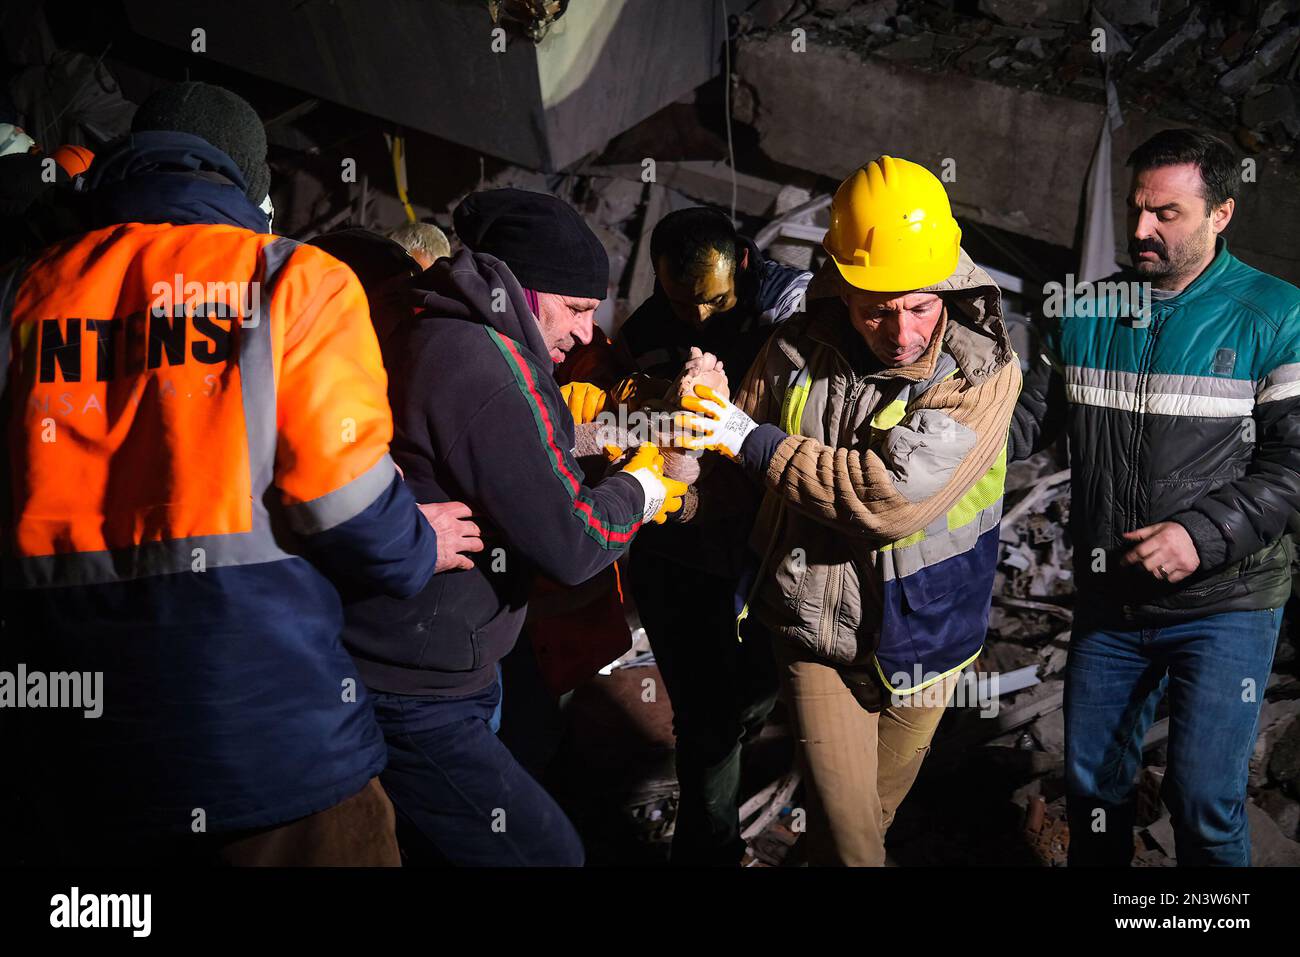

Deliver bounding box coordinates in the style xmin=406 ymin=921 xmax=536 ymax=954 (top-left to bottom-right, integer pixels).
xmin=0 ymin=221 xmax=424 ymax=834
xmin=3 ymin=223 xmax=396 ymax=586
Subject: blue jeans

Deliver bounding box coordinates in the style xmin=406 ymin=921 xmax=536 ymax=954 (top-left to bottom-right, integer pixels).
xmin=488 ymin=665 xmax=503 ymax=735
xmin=370 ymin=682 xmax=583 ymax=866
xmin=1064 ymin=607 xmax=1281 ymax=867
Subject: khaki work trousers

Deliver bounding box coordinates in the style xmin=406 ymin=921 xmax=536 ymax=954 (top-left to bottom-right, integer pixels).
xmin=219 ymin=777 xmax=402 ymax=867
xmin=777 ymin=643 xmax=958 ymax=866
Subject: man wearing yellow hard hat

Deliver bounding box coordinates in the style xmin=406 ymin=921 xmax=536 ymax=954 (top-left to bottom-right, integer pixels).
xmin=675 ymin=155 xmax=1022 ymax=865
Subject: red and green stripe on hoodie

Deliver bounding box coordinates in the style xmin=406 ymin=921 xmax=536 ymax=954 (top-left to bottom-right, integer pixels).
xmin=482 ymin=326 xmax=642 ymax=560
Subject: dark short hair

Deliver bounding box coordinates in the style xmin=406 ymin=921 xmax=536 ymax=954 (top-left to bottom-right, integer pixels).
xmin=1126 ymin=128 xmax=1240 ymax=213
xmin=650 ymin=207 xmax=738 ymax=281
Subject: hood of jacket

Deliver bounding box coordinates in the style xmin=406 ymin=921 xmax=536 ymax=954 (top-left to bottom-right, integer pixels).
xmin=86 ymin=130 xmax=270 ymax=233
xmin=803 ymin=247 xmax=1014 ymax=386
xmin=406 ymin=246 xmax=549 ymax=364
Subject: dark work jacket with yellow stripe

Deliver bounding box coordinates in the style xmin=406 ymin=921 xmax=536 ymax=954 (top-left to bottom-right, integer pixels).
xmin=342 ymin=248 xmax=647 ymax=697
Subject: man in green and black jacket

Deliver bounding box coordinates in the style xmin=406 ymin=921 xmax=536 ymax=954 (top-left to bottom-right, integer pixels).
xmin=1013 ymin=129 xmax=1300 ymax=866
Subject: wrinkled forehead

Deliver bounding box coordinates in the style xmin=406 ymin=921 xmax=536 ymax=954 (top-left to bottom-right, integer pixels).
xmin=1129 ymin=162 xmax=1207 ymax=208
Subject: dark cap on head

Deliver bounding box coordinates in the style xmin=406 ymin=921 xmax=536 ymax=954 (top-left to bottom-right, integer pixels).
xmin=453 ymin=187 xmax=608 ymax=300
xmin=131 ymin=81 xmax=270 ymax=202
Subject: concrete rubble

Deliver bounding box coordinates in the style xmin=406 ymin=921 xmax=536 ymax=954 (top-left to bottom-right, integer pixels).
xmin=784 ymin=0 xmax=1300 ymax=153
xmin=732 ymin=1 xmax=1300 ymax=285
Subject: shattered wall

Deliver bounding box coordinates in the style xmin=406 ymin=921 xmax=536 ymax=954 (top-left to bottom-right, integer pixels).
xmin=735 ymin=1 xmax=1300 ymax=285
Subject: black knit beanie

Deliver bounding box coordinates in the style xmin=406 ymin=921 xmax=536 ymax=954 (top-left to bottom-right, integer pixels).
xmin=131 ymin=81 xmax=271 ymax=202
xmin=453 ymin=188 xmax=608 ymax=299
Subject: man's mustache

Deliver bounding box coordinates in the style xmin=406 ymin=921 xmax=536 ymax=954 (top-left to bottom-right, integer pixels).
xmin=1131 ymin=238 xmax=1166 ymax=259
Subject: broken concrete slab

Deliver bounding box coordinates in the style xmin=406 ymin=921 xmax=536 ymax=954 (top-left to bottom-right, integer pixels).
xmin=1030 ymin=706 xmax=1065 ymax=754
xmin=1093 ymin=0 xmax=1169 ymax=29
xmin=584 ymin=175 xmax=644 ymax=229
xmin=958 ymin=43 xmax=1003 ymax=69
xmin=127 ymin=0 xmax=722 ymax=171
xmin=1011 ymin=776 xmax=1043 ymax=810
xmin=1130 ymin=4 xmax=1205 ymax=74
xmin=876 ymin=32 xmax=936 ymax=60
xmin=1039 ymin=642 xmax=1069 ymax=677
xmin=1015 ymin=36 xmax=1047 ymax=59
xmin=1255 ymin=788 xmax=1300 ymax=840
xmin=583 ymin=160 xmax=784 ymax=217
xmin=1136 ymin=766 xmax=1166 ymax=826
xmin=1261 ymin=0 xmax=1300 ymax=32
xmin=768 ymin=184 xmax=817 ymax=270
xmin=835 ymin=0 xmax=897 ymax=29
xmin=978 ymin=0 xmax=1087 ymax=26
xmin=1219 ymin=24 xmax=1300 ymax=97
xmin=1268 ymin=715 xmax=1300 ymax=788
xmin=734 ymin=31 xmax=1300 ymax=285
xmin=1242 ymin=84 xmax=1300 ymax=139
xmin=1251 ymin=699 xmax=1300 ymax=788
xmin=1248 ymin=801 xmax=1300 ymax=866
xmin=1143 ymin=814 xmax=1176 ymax=856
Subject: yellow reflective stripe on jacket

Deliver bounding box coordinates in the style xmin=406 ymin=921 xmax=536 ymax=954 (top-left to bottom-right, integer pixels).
xmin=947 ymin=443 xmax=1007 ymax=531
xmin=873 ymin=646 xmax=983 ymax=695
xmin=780 ymin=367 xmax=812 ymax=435
xmin=870 ymin=398 xmax=908 ymax=431
xmin=878 ymin=443 xmax=1007 ymax=553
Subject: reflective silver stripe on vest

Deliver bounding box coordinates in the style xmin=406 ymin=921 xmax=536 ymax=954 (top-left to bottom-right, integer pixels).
xmin=878 ymin=497 xmax=1003 ymax=583
xmin=285 ymin=452 xmax=397 ymax=535
xmin=8 ymin=237 xmax=302 ymax=589
xmin=15 ymin=529 xmax=296 ymax=588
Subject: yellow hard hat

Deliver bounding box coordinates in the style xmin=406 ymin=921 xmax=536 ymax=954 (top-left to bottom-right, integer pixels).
xmin=823 ymin=155 xmax=962 ymax=292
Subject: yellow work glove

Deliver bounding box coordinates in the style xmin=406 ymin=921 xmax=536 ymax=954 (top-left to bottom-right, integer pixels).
xmin=675 ymin=383 xmax=759 ymax=459
xmin=560 ymin=381 xmax=609 ymax=425
xmin=608 ymin=374 xmax=673 ymax=409
xmin=606 ymin=443 xmax=689 ymax=525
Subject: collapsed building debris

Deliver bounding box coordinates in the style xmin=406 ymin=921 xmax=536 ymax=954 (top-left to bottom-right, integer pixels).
xmin=734 ymin=1 xmax=1300 ymax=286
xmin=785 ymin=0 xmax=1300 ymax=155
